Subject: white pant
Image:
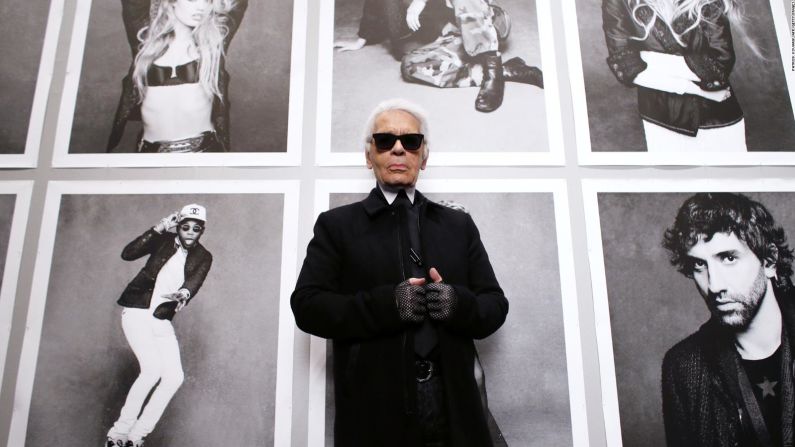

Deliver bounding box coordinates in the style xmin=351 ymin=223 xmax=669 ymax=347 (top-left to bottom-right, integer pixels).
xmin=107 ymin=308 xmax=184 ymax=442
xmin=643 ymin=119 xmax=747 ymax=152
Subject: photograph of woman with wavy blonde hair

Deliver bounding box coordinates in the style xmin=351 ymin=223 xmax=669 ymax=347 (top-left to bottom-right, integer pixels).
xmin=565 ymin=0 xmax=795 ymax=158
xmin=107 ymin=0 xmax=247 ymax=153
xmin=602 ymin=0 xmax=761 ymax=152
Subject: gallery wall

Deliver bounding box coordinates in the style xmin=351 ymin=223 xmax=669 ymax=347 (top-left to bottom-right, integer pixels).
xmin=1 ymin=0 xmax=795 ymax=446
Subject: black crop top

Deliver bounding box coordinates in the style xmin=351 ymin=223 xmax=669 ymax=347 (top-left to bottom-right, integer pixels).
xmin=146 ymin=59 xmax=200 ymax=86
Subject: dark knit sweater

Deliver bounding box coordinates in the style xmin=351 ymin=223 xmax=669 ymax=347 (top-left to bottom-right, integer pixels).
xmin=662 ymin=289 xmax=795 ymax=447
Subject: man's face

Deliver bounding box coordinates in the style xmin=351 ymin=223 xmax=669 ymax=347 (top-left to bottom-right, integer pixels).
xmin=366 ymin=110 xmax=427 ymax=188
xmin=178 ymin=219 xmax=204 ymax=248
xmin=686 ymin=232 xmax=776 ymax=329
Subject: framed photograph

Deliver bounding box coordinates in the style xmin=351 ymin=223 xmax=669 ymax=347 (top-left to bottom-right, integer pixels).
xmin=52 ymin=0 xmax=307 ymax=167
xmin=0 ymin=181 xmax=33 ymax=395
xmin=0 ymin=0 xmax=63 ymax=167
xmin=583 ymin=178 xmax=795 ymax=446
xmin=564 ymin=0 xmax=795 ymax=165
xmin=315 ymin=0 xmax=564 ymax=166
xmin=304 ymin=179 xmax=588 ymax=446
xmin=9 ymin=180 xmax=299 ymax=445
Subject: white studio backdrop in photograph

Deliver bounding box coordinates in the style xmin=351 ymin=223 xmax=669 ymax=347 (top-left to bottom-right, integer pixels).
xmin=9 ymin=180 xmax=299 ymax=446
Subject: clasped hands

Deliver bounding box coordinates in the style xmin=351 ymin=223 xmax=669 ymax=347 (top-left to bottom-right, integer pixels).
xmin=395 ymin=267 xmax=456 ymax=323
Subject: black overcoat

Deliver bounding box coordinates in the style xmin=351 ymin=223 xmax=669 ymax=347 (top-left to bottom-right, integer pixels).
xmin=292 ymin=188 xmax=508 ymax=446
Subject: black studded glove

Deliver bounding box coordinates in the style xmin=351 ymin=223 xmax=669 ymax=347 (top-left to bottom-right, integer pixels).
xmin=395 ymin=279 xmax=427 ymax=323
xmin=425 ymin=282 xmax=457 ymax=321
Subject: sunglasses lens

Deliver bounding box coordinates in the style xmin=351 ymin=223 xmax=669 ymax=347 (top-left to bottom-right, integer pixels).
xmin=181 ymin=225 xmax=202 ymax=232
xmin=372 ymin=133 xmax=424 ymax=151
xmin=400 ymin=134 xmax=423 ymax=151
xmin=372 ymin=133 xmax=398 ymax=150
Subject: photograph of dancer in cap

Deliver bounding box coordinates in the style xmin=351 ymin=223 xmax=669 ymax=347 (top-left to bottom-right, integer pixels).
xmin=107 ymin=0 xmax=247 ymax=153
xmin=105 ymin=204 xmax=212 ymax=447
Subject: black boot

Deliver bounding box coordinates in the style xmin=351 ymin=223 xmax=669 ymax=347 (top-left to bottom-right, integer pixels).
xmin=503 ymin=57 xmax=543 ymax=88
xmin=475 ymin=52 xmax=504 ymax=113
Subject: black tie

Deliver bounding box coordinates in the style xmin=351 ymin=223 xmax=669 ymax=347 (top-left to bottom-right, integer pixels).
xmin=394 ymin=190 xmax=437 ymax=358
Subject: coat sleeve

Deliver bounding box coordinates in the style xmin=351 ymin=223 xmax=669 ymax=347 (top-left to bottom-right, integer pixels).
xmin=291 ymin=211 xmax=404 ymax=340
xmin=181 ymin=250 xmax=213 ymax=301
xmin=120 ymin=0 xmax=151 ymax=55
xmin=121 ymin=229 xmax=163 ymax=261
xmin=661 ymin=350 xmax=696 ymax=447
xmin=445 ymin=214 xmax=509 ymax=339
xmin=683 ymin=4 xmax=735 ymax=92
xmin=224 ymin=0 xmax=248 ymax=48
xmin=602 ymin=0 xmax=647 ymax=86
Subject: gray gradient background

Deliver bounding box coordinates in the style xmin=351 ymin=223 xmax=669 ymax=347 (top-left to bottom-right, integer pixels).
xmin=0 ymin=0 xmax=50 ymax=155
xmin=68 ymin=0 xmax=293 ymax=154
xmin=598 ymin=191 xmax=795 ymax=446
xmin=24 ymin=193 xmax=284 ymax=445
xmin=324 ymin=192 xmax=573 ymax=446
xmin=0 ymin=196 xmax=16 ymax=291
xmin=574 ymin=0 xmax=795 ymax=152
xmin=331 ymin=0 xmax=549 ymax=154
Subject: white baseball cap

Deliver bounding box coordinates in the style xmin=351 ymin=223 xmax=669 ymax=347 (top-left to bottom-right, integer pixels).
xmin=179 ymin=204 xmax=207 ymax=224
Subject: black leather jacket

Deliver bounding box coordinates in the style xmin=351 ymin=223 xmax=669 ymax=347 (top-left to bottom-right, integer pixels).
xmin=602 ymin=0 xmax=743 ymax=136
xmin=117 ymin=229 xmax=213 ymax=320
xmin=107 ymin=0 xmax=247 ymax=152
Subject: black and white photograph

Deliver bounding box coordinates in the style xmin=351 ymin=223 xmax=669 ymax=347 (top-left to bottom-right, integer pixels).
xmin=315 ymin=0 xmax=564 ymax=166
xmin=9 ymin=181 xmax=299 ymax=446
xmin=583 ymin=179 xmax=795 ymax=446
xmin=52 ymin=0 xmax=306 ymax=167
xmin=0 ymin=0 xmax=62 ymax=167
xmin=0 ymin=182 xmax=33 ymax=397
xmin=564 ymin=0 xmax=795 ymax=165
xmin=303 ymin=179 xmax=587 ymax=446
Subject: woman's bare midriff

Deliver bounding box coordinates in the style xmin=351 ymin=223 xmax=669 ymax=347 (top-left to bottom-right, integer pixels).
xmin=141 ymin=84 xmax=213 ymax=142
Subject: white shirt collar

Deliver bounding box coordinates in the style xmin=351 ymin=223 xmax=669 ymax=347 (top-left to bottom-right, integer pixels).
xmin=378 ymin=183 xmax=415 ymax=205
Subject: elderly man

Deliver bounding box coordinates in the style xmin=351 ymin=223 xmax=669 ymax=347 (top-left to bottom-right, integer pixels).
xmin=661 ymin=193 xmax=795 ymax=447
xmin=291 ymin=99 xmax=508 ymax=446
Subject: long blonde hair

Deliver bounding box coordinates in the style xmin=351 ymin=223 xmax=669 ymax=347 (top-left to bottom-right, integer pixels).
xmin=628 ymin=0 xmax=761 ymax=56
xmin=132 ymin=0 xmax=235 ymax=101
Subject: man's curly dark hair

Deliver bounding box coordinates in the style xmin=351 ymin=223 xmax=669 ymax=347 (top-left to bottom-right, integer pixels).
xmin=662 ymin=193 xmax=794 ymax=289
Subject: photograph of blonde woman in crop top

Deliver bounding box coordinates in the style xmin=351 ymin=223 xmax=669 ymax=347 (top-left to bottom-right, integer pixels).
xmin=108 ymin=0 xmax=247 ymax=153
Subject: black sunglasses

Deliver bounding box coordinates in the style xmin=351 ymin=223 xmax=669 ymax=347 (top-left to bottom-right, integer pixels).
xmin=180 ymin=224 xmax=203 ymax=232
xmin=371 ymin=133 xmax=425 ymax=151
